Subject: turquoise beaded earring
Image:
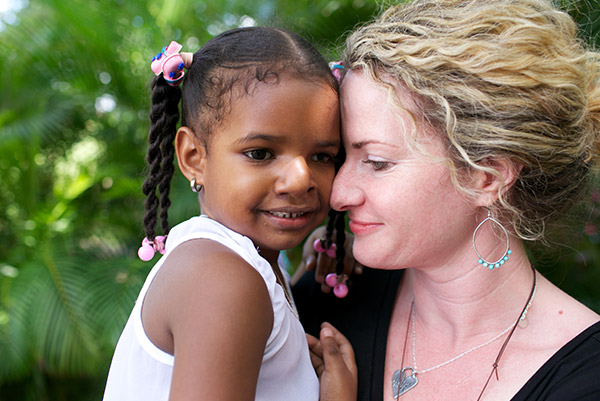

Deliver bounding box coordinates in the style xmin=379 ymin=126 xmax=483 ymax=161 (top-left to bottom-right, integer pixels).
xmin=473 ymin=210 xmax=511 ymax=269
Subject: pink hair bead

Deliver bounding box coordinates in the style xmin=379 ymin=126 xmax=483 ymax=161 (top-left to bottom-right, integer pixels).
xmin=138 ymin=242 xmax=155 ymax=261
xmin=313 ymin=238 xmax=337 ymax=258
xmin=333 ymin=283 xmax=348 ymax=298
xmin=325 ymin=273 xmax=338 ymax=287
xmin=325 ymin=273 xmax=349 ymax=298
xmin=137 ymin=236 xmax=167 ymax=261
xmin=313 ymin=238 xmax=325 ymax=253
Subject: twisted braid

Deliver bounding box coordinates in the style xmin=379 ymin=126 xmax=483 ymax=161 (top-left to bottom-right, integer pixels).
xmin=324 ymin=144 xmax=346 ymax=275
xmin=334 ymin=211 xmax=346 ymax=275
xmin=142 ymin=77 xmax=181 ymax=241
xmin=322 ymin=210 xmax=347 ymax=275
xmin=324 ymin=209 xmax=336 ymax=249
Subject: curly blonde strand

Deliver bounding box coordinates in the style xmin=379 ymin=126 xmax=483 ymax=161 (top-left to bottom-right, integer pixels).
xmin=345 ymin=0 xmax=600 ymax=242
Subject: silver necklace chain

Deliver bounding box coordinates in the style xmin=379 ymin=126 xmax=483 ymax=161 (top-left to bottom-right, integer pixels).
xmin=393 ymin=268 xmax=538 ymax=399
xmin=411 ymin=271 xmax=537 ymax=375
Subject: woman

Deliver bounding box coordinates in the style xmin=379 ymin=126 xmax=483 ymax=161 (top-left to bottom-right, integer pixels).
xmin=294 ymin=0 xmax=600 ymax=400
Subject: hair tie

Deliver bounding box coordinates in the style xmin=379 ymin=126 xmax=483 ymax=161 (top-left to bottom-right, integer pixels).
xmin=150 ymin=41 xmax=193 ymax=86
xmin=138 ymin=235 xmax=167 ymax=261
xmin=329 ymin=61 xmax=344 ymax=84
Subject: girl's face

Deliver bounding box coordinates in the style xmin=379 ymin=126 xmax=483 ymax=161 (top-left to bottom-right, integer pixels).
xmin=195 ymin=78 xmax=340 ymax=263
xmin=331 ymin=71 xmax=474 ymax=270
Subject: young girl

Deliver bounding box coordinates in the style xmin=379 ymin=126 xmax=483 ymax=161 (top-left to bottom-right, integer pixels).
xmin=102 ymin=27 xmax=355 ymax=401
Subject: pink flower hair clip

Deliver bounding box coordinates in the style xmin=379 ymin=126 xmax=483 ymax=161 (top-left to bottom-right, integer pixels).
xmin=329 ymin=61 xmax=344 ymax=84
xmin=313 ymin=238 xmax=349 ymax=298
xmin=138 ymin=236 xmax=167 ymax=261
xmin=150 ymin=41 xmax=193 ymax=86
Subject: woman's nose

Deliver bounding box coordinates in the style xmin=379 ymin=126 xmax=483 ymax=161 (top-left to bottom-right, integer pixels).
xmin=330 ymin=162 xmax=362 ymax=211
xmin=274 ymin=157 xmax=314 ymax=195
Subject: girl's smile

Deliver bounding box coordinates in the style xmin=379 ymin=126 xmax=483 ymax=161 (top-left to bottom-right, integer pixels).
xmin=182 ymin=77 xmax=340 ymax=264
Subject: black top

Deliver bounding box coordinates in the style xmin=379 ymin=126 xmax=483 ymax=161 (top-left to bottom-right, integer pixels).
xmin=292 ymin=268 xmax=600 ymax=401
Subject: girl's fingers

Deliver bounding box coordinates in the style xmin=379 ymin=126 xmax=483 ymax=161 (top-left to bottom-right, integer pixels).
xmin=320 ymin=322 xmax=357 ymax=378
xmin=306 ymin=333 xmax=321 ymax=353
xmin=302 ymin=227 xmax=326 ymax=273
xmin=305 ymin=254 xmax=316 ymax=273
xmin=315 ymin=252 xmax=335 ymax=284
xmin=306 ymin=333 xmax=325 ymax=376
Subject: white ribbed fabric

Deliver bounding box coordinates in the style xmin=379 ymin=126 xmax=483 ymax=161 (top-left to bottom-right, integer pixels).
xmin=103 ymin=215 xmax=319 ymax=401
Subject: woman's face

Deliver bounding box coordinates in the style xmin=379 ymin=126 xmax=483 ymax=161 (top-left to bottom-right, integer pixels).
xmin=331 ymin=70 xmax=474 ymax=270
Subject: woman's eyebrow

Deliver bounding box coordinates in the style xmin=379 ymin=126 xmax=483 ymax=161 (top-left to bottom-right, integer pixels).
xmin=351 ymin=140 xmax=396 ymax=149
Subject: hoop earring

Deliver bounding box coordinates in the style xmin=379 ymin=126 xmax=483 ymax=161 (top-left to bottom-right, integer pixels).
xmin=473 ymin=210 xmax=511 ymax=269
xmin=190 ymin=178 xmax=202 ymax=193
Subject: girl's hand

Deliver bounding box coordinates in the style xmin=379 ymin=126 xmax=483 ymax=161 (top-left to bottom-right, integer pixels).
xmin=292 ymin=226 xmax=364 ymax=292
xmin=306 ymin=322 xmax=357 ymax=401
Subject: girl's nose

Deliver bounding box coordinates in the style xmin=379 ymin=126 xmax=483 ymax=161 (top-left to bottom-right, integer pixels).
xmin=274 ymin=157 xmax=314 ymax=195
xmin=330 ymin=162 xmax=363 ymax=211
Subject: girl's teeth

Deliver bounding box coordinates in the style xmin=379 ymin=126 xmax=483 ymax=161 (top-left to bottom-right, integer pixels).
xmin=270 ymin=211 xmax=304 ymax=218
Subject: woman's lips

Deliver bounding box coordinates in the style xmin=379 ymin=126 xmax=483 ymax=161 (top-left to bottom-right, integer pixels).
xmin=348 ymin=219 xmax=382 ymax=234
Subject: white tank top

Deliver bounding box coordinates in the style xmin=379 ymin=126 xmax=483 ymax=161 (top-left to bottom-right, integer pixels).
xmin=103 ymin=215 xmax=319 ymax=401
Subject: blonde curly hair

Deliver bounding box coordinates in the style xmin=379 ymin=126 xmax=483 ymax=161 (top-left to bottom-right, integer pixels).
xmin=344 ymin=0 xmax=600 ymax=242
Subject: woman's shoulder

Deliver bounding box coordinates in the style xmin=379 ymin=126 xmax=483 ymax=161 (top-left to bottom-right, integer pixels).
xmin=513 ymin=320 xmax=600 ymax=401
xmin=510 ymin=275 xmax=600 ymax=400
xmin=533 ymin=275 xmax=599 ymax=345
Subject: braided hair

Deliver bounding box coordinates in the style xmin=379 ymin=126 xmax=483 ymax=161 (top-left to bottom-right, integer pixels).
xmin=141 ymin=27 xmax=346 ymax=268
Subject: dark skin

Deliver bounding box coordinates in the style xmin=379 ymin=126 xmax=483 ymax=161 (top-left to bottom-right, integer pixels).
xmin=139 ymin=76 xmax=357 ymax=400
xmin=142 ymin=240 xmax=357 ymax=401
xmin=307 ymin=322 xmax=358 ymax=401
xmin=291 ymin=226 xmax=363 ymax=291
xmin=142 ymin=239 xmax=272 ymax=401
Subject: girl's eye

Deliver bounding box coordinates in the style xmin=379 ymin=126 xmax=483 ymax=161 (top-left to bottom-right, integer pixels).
xmin=362 ymin=158 xmax=392 ymax=171
xmin=244 ymin=149 xmax=273 ymax=161
xmin=312 ymin=153 xmax=334 ymax=163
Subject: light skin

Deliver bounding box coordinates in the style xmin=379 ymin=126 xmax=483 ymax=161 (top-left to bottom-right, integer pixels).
xmin=315 ymin=70 xmax=599 ymax=401
xmin=140 ymin=76 xmax=350 ymax=401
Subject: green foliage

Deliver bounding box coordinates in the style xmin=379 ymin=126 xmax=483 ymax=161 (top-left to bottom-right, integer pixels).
xmin=0 ymin=0 xmax=598 ymax=400
xmin=0 ymin=0 xmax=378 ymax=399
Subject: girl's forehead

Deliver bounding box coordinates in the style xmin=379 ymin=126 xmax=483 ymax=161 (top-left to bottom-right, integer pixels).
xmin=207 ymin=77 xmax=340 ymax=147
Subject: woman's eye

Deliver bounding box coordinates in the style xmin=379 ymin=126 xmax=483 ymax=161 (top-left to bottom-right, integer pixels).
xmin=312 ymin=153 xmax=334 ymax=163
xmin=362 ymin=159 xmax=392 ymax=171
xmin=244 ymin=149 xmax=273 ymax=161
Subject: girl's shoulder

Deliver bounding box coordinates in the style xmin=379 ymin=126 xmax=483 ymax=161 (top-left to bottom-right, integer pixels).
xmin=154 ymin=237 xmax=274 ymax=324
xmin=142 ymin=237 xmax=274 ymax=356
xmin=164 ymin=215 xmax=277 ymax=289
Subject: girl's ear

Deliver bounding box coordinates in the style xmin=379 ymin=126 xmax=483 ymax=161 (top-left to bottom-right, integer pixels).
xmin=473 ymin=158 xmax=522 ymax=207
xmin=175 ymin=126 xmax=207 ymax=184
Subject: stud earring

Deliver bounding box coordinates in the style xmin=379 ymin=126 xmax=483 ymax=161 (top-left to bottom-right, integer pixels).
xmin=190 ymin=178 xmax=202 ymax=193
xmin=473 ymin=210 xmax=511 ymax=269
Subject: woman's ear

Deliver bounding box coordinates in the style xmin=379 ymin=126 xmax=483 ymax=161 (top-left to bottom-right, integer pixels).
xmin=473 ymin=158 xmax=522 ymax=207
xmin=175 ymin=126 xmax=207 ymax=184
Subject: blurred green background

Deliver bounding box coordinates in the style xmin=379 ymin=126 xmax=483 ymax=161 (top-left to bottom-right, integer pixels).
xmin=0 ymin=0 xmax=599 ymax=400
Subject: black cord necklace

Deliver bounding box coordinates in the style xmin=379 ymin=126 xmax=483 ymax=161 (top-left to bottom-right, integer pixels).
xmin=392 ymin=264 xmax=537 ymax=400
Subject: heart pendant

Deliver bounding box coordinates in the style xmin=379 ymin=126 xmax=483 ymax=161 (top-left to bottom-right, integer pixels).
xmin=392 ymin=367 xmax=418 ymax=398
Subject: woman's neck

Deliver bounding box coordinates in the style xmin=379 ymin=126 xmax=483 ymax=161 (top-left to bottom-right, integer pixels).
xmin=400 ymin=240 xmax=535 ymax=342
